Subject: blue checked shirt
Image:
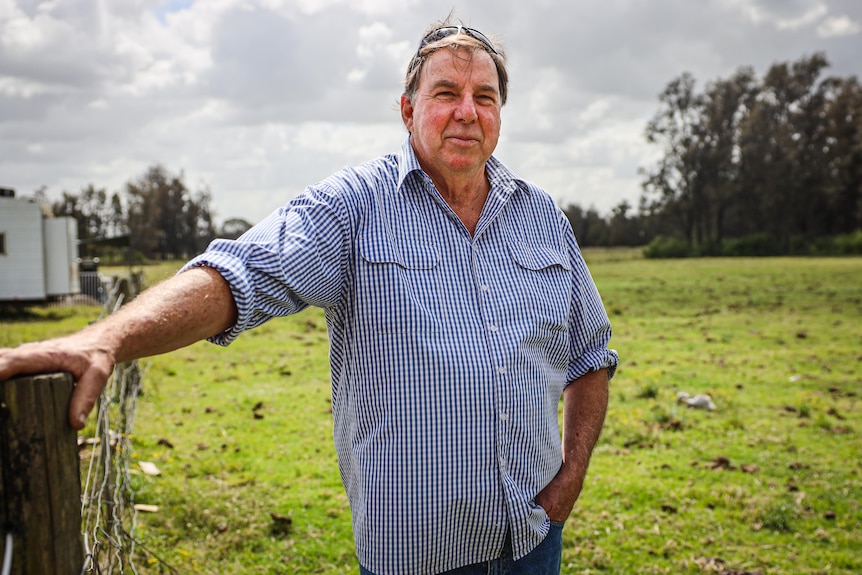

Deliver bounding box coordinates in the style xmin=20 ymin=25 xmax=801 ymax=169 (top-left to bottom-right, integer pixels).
xmin=183 ymin=138 xmax=618 ymax=575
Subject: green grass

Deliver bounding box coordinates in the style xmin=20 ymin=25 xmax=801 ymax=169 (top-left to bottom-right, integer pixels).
xmin=580 ymin=255 xmax=862 ymax=574
xmin=2 ymin=252 xmax=860 ymax=574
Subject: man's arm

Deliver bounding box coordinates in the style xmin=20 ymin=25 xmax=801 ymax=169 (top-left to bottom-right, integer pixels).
xmin=535 ymin=367 xmax=609 ymax=522
xmin=0 ymin=266 xmax=237 ymax=430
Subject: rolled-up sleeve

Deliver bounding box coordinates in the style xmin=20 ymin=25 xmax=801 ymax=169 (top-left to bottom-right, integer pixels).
xmin=565 ymin=233 xmax=619 ymax=383
xmin=180 ymin=185 xmax=350 ymax=346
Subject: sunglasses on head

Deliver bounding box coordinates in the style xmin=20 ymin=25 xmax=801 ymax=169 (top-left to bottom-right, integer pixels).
xmin=415 ymin=26 xmax=498 ymax=56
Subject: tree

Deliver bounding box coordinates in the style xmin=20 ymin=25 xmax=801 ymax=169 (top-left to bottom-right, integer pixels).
xmin=108 ymin=192 xmax=126 ymax=238
xmin=643 ymin=68 xmax=760 ymax=250
xmin=695 ymin=67 xmax=758 ymax=247
xmin=51 ymin=184 xmax=113 ymax=242
xmin=562 ymin=203 xmax=609 ymax=247
xmin=641 ymin=52 xmax=861 ymax=254
xmin=817 ymin=76 xmax=862 ymax=235
xmin=125 ymin=165 xmax=216 ymax=260
xmin=738 ymin=53 xmax=831 ymax=249
xmin=642 ymin=73 xmax=704 ymax=246
xmin=606 ymin=200 xmax=646 ymax=247
xmin=220 ymin=218 xmax=254 ymax=239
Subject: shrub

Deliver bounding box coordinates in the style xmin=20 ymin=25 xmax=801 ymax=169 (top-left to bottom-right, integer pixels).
xmin=722 ymin=233 xmax=782 ymax=257
xmin=791 ymin=231 xmax=862 ymax=256
xmin=831 ymin=231 xmax=862 ymax=255
xmin=644 ymin=235 xmax=691 ymax=259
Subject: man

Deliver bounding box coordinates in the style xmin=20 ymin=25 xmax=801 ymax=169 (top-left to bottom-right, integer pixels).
xmin=0 ymin=18 xmax=617 ymax=575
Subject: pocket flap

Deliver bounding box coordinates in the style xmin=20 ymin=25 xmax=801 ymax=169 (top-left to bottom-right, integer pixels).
xmin=360 ymin=237 xmax=439 ymax=270
xmin=507 ymin=241 xmax=571 ymax=271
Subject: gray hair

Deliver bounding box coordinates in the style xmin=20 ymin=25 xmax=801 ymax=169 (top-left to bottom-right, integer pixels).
xmin=403 ymin=19 xmax=508 ymax=106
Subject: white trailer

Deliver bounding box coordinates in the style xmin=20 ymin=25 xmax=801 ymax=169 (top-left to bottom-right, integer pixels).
xmin=0 ymin=191 xmax=80 ymax=302
xmin=44 ymin=216 xmax=80 ymax=297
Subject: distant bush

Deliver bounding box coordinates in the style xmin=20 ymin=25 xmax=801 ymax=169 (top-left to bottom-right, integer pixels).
xmin=643 ymin=236 xmax=691 ymax=259
xmin=722 ymin=233 xmax=782 ymax=257
xmin=799 ymin=231 xmax=862 ymax=255
xmin=644 ymin=231 xmax=862 ymax=258
xmin=829 ymin=231 xmax=862 ymax=255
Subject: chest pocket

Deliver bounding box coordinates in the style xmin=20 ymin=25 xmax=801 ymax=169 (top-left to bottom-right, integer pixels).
xmin=357 ymin=235 xmax=442 ymax=333
xmin=507 ymin=241 xmax=572 ymax=333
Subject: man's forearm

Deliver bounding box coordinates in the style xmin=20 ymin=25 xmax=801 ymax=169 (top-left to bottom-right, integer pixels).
xmin=561 ymin=368 xmax=609 ymax=478
xmin=100 ymin=265 xmax=238 ymax=362
xmin=535 ymin=368 xmax=609 ymax=521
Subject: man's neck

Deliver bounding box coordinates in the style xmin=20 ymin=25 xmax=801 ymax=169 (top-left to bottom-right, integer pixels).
xmin=430 ymin=170 xmax=490 ymax=236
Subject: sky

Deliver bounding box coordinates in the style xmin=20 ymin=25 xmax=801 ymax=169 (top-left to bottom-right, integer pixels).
xmin=2 ymin=0 xmax=861 ymax=226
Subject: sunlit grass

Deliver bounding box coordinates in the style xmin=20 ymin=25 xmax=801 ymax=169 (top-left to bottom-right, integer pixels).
xmin=3 ymin=252 xmax=860 ymax=574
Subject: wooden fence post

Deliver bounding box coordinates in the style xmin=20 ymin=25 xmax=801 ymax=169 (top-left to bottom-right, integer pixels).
xmin=0 ymin=372 xmax=83 ymax=575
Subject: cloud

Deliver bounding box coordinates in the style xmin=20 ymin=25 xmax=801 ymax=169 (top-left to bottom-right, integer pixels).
xmin=1 ymin=0 xmax=860 ymax=225
xmin=817 ymin=14 xmax=862 ymax=37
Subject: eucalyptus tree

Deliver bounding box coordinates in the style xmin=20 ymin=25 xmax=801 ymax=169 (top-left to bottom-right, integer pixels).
xmin=642 ymin=72 xmax=704 ymax=246
xmin=817 ymin=76 xmax=862 ymax=236
xmin=738 ymin=53 xmax=831 ymax=248
xmin=51 ymin=184 xmax=113 ymax=241
xmin=695 ymin=67 xmax=758 ymax=245
xmin=125 ymin=165 xmax=216 ymax=260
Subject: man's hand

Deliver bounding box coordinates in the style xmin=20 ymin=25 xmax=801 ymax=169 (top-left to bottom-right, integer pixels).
xmin=535 ymin=368 xmax=609 ymax=523
xmin=0 ymin=333 xmax=117 ymax=430
xmin=535 ymin=460 xmax=586 ymax=522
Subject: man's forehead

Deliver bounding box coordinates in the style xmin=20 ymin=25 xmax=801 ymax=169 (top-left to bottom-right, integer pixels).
xmin=419 ymin=49 xmax=500 ymax=89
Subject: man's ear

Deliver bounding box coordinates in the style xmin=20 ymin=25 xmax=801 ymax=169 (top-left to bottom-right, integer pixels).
xmin=400 ymin=94 xmax=414 ymax=133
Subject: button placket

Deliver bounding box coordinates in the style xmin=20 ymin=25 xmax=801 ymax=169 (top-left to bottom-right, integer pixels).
xmin=472 ymin=237 xmax=511 ymax=479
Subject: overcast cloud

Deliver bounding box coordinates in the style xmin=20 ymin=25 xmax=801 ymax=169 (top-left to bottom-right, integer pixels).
xmin=2 ymin=0 xmax=860 ymax=225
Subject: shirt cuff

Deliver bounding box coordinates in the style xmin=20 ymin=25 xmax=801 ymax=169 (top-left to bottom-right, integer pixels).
xmin=179 ymin=252 xmax=255 ymax=346
xmin=567 ymin=348 xmax=619 ymax=383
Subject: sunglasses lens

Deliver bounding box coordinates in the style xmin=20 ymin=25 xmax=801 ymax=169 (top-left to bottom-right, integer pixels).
xmin=465 ymin=28 xmax=495 ymax=51
xmin=422 ymin=26 xmax=457 ymax=47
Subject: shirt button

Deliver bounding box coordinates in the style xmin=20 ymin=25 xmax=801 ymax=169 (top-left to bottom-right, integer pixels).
xmin=496 ymin=366 xmax=507 ymax=375
xmin=488 ymin=324 xmax=498 ymax=332
xmin=500 ymin=412 xmax=509 ymax=421
xmin=480 ymin=284 xmax=490 ymax=292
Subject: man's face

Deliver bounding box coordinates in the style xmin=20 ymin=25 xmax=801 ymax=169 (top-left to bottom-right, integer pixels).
xmin=401 ymin=47 xmax=502 ymax=184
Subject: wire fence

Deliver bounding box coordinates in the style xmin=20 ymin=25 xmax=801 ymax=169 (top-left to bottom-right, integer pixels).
xmin=77 ymin=281 xmax=176 ymax=575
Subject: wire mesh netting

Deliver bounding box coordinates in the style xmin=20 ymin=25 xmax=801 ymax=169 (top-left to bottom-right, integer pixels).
xmin=78 ymin=282 xmax=175 ymax=575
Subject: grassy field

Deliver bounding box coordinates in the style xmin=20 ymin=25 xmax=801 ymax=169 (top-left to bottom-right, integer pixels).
xmin=1 ymin=252 xmax=860 ymax=574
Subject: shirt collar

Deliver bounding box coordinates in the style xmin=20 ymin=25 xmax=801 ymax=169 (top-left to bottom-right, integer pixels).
xmin=396 ymin=137 xmax=530 ymax=198
xmin=396 ymin=137 xmax=425 ymax=188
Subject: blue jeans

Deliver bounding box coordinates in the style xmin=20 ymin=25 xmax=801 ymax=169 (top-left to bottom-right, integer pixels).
xmin=359 ymin=521 xmax=564 ymax=575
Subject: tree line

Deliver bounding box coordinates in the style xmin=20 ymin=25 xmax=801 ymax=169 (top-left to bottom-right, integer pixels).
xmin=38 ymin=52 xmax=860 ymax=260
xmin=562 ymin=52 xmax=862 ymax=256
xmin=644 ymin=52 xmax=861 ymax=255
xmin=39 ymin=166 xmax=253 ymax=262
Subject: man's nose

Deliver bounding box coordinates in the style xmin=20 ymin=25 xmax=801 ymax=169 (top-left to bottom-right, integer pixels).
xmin=454 ymin=94 xmax=478 ymax=122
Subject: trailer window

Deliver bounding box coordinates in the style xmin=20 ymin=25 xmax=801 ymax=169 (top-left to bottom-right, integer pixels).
xmin=0 ymin=232 xmax=5 ymax=255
